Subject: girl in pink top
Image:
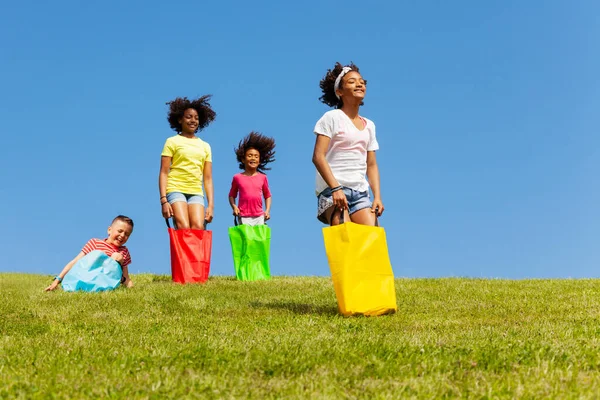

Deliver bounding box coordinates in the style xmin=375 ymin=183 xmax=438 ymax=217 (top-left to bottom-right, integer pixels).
xmin=228 ymin=132 xmax=276 ymax=226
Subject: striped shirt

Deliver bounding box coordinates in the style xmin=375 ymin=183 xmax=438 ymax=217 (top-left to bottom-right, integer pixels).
xmin=82 ymin=238 xmax=132 ymax=268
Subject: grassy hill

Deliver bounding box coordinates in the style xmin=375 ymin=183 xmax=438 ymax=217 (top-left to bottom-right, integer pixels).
xmin=2 ymin=274 xmax=600 ymax=399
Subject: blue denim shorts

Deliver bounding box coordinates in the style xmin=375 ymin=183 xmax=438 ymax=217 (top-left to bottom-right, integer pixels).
xmin=317 ymin=187 xmax=371 ymax=223
xmin=167 ymin=192 xmax=205 ymax=205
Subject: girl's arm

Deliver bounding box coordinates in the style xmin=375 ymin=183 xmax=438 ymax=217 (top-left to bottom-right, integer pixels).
xmin=312 ymin=135 xmax=348 ymax=210
xmin=229 ymin=177 xmax=239 ymax=216
xmin=159 ymin=156 xmax=173 ymax=218
xmin=203 ymin=161 xmax=214 ymax=222
xmin=264 ymin=196 xmax=272 ymax=220
xmin=229 ymin=197 xmax=240 ymax=216
xmin=263 ymin=177 xmax=272 ymax=220
xmin=45 ymin=251 xmax=86 ymax=291
xmin=366 ymin=151 xmax=384 ymax=216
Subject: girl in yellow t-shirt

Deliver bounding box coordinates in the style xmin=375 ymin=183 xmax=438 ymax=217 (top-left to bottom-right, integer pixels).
xmin=159 ymin=96 xmax=216 ymax=230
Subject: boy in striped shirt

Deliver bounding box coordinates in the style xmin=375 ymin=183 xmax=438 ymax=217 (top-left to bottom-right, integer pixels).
xmin=45 ymin=215 xmax=134 ymax=291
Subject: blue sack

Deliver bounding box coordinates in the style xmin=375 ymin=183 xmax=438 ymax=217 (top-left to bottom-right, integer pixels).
xmin=62 ymin=250 xmax=123 ymax=292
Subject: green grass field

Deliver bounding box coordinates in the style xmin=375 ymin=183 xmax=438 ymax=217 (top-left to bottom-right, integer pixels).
xmin=2 ymin=274 xmax=600 ymax=399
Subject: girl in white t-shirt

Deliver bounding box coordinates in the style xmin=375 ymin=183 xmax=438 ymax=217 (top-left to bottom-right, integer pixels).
xmin=312 ymin=62 xmax=384 ymax=226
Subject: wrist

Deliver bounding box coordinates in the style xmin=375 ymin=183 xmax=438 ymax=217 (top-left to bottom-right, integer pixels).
xmin=54 ymin=275 xmax=62 ymax=283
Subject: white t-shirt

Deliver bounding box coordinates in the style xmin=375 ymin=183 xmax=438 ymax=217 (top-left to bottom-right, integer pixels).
xmin=313 ymin=109 xmax=379 ymax=195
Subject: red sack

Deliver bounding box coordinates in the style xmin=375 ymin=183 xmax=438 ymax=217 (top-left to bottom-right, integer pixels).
xmin=166 ymin=219 xmax=212 ymax=284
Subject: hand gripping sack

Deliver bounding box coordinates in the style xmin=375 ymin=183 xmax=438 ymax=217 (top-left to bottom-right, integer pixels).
xmin=228 ymin=216 xmax=271 ymax=281
xmin=322 ymin=213 xmax=397 ymax=316
xmin=62 ymin=250 xmax=123 ymax=292
xmin=167 ymin=219 xmax=212 ymax=284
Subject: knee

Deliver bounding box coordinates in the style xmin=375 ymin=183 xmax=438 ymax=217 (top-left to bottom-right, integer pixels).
xmin=190 ymin=222 xmax=204 ymax=230
xmin=175 ymin=219 xmax=190 ymax=229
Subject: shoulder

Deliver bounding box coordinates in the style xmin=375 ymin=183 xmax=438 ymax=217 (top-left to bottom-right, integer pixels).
xmin=164 ymin=134 xmax=180 ymax=143
xmin=162 ymin=135 xmax=180 ymax=149
xmin=197 ymin=138 xmax=212 ymax=151
xmin=119 ymin=245 xmax=130 ymax=253
xmin=315 ymin=110 xmax=342 ymax=135
xmin=83 ymin=238 xmax=100 ymax=248
xmin=318 ymin=109 xmax=343 ymax=122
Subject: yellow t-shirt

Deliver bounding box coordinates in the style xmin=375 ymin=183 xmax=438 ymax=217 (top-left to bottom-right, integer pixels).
xmin=161 ymin=134 xmax=212 ymax=196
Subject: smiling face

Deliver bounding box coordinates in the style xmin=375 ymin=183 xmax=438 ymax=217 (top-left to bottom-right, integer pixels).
xmin=336 ymin=71 xmax=366 ymax=102
xmin=106 ymin=220 xmax=133 ymax=247
xmin=243 ymin=148 xmax=260 ymax=173
xmin=178 ymin=108 xmax=199 ymax=134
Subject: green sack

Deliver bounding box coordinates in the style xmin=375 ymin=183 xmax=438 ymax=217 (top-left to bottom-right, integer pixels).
xmin=228 ymin=217 xmax=271 ymax=281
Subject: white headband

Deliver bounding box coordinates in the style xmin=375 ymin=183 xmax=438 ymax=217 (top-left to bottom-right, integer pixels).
xmin=334 ymin=66 xmax=353 ymax=99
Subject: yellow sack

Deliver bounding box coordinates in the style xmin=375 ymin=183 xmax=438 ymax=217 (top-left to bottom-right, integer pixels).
xmin=323 ymin=219 xmax=397 ymax=316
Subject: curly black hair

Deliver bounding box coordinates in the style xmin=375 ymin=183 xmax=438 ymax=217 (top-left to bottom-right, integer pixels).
xmin=234 ymin=132 xmax=276 ymax=173
xmin=166 ymin=95 xmax=216 ymax=133
xmin=318 ymin=62 xmax=365 ymax=108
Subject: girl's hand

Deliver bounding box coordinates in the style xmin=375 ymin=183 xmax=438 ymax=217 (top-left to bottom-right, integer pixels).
xmin=161 ymin=202 xmax=173 ymax=219
xmin=264 ymin=211 xmax=270 ymax=221
xmin=232 ymin=205 xmax=240 ymax=216
xmin=332 ymin=189 xmax=348 ymax=211
xmin=45 ymin=280 xmax=59 ymax=292
xmin=371 ymin=198 xmax=384 ymax=216
xmin=205 ymin=206 xmax=214 ymax=223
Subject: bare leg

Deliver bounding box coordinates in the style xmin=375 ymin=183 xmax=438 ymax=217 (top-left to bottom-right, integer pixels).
xmin=321 ymin=206 xmax=351 ymax=226
xmin=171 ymin=201 xmax=190 ymax=229
xmin=349 ymin=208 xmax=377 ymax=226
xmin=188 ymin=204 xmax=206 ymax=230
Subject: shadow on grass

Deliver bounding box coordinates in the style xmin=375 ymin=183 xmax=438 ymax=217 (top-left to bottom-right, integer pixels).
xmin=250 ymin=301 xmax=339 ymax=316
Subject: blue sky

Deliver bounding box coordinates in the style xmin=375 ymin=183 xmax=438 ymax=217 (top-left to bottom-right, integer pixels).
xmin=1 ymin=1 xmax=598 ymax=279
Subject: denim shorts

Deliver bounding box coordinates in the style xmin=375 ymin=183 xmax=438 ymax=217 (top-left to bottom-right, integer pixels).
xmin=317 ymin=187 xmax=371 ymax=223
xmin=167 ymin=192 xmax=205 ymax=205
